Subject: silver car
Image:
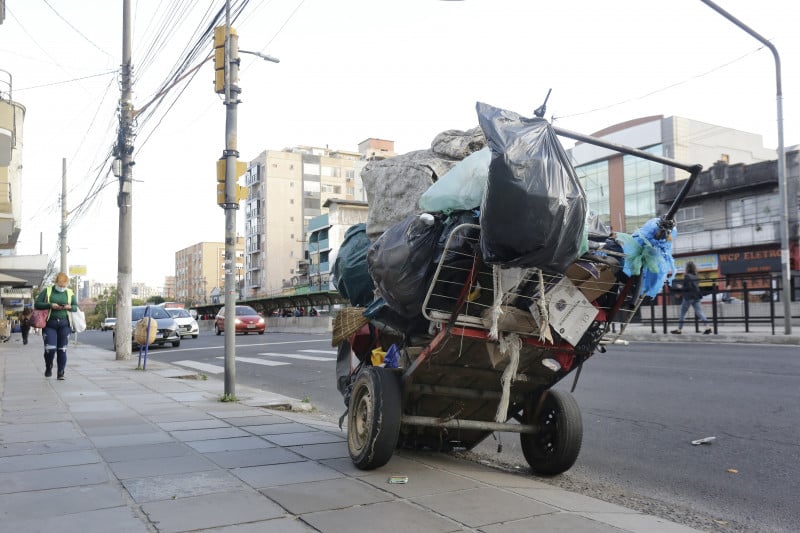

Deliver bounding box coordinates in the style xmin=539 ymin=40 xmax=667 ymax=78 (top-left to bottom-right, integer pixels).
xmin=166 ymin=308 xmax=200 ymax=339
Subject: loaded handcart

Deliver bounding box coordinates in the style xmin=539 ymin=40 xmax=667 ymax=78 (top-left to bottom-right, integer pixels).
xmin=333 ymin=101 xmax=701 ymax=476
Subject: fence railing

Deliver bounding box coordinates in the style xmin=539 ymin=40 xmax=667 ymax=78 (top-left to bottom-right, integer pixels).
xmin=643 ymin=279 xmax=798 ymax=334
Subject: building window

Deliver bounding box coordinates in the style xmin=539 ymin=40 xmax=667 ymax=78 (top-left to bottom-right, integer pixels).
xmin=623 ymin=145 xmax=664 ymax=233
xmin=575 ymin=160 xmax=610 ymax=228
xmin=676 ymin=205 xmax=704 ymax=233
xmin=727 ymin=194 xmax=780 ymax=227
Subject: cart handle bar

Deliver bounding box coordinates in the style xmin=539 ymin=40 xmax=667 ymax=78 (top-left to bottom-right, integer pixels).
xmin=553 ymin=126 xmax=702 ymax=223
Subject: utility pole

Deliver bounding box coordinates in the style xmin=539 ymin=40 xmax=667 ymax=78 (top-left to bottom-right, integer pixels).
xmin=115 ymin=0 xmax=133 ymax=360
xmin=60 ymin=157 xmax=67 ymax=274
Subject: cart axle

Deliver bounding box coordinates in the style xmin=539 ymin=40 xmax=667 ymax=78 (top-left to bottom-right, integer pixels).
xmin=402 ymin=414 xmax=540 ymax=434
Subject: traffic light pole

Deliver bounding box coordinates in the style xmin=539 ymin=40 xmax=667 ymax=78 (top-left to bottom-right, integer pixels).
xmin=222 ymin=2 xmax=238 ymax=398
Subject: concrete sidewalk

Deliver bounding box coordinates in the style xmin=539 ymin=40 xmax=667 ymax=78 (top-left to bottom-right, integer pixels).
xmin=611 ymin=322 xmax=800 ymax=345
xmin=0 ymin=338 xmax=701 ymax=533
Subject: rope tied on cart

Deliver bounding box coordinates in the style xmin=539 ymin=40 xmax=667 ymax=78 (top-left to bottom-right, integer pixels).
xmin=495 ymin=332 xmax=522 ymax=422
xmin=488 ymin=264 xmax=504 ymax=340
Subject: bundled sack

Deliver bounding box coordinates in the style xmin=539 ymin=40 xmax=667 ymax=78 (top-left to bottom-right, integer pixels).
xmin=332 ymin=223 xmax=375 ymax=307
xmin=476 ymin=102 xmax=587 ymax=272
xmin=419 ymin=147 xmax=491 ymax=214
xmin=361 ymin=150 xmax=458 ymax=241
xmin=134 ymin=317 xmax=158 ymax=346
xmin=368 ymin=214 xmax=443 ymax=318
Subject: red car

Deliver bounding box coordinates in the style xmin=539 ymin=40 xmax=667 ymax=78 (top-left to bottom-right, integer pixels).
xmin=214 ymin=305 xmax=266 ymax=335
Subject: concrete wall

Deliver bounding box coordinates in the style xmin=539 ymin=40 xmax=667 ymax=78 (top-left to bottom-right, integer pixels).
xmin=199 ymin=316 xmax=332 ymax=335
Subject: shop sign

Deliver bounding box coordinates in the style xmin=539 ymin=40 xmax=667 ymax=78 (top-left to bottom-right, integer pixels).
xmin=718 ymin=247 xmax=781 ymax=275
xmin=674 ymin=254 xmax=718 ymax=273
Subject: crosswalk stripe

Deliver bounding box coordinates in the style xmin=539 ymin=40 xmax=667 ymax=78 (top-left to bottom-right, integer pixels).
xmin=173 ymin=360 xmax=224 ymax=374
xmin=216 ymin=356 xmax=290 ymax=367
xmin=300 ymin=349 xmax=338 ymax=355
xmin=258 ymin=352 xmax=335 ymax=362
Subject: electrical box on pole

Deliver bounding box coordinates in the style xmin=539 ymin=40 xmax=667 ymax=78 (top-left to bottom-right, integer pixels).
xmin=213 ymin=25 xmax=238 ymax=94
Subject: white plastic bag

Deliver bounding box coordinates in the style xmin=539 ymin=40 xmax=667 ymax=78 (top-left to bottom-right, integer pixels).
xmin=68 ymin=310 xmax=87 ymax=333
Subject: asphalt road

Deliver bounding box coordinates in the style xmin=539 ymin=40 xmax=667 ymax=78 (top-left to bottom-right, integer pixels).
xmin=80 ymin=331 xmax=798 ymax=532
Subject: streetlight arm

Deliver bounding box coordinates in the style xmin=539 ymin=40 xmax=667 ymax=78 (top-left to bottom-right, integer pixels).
xmin=240 ymin=50 xmax=280 ymax=63
xmin=699 ymin=0 xmax=781 ymax=95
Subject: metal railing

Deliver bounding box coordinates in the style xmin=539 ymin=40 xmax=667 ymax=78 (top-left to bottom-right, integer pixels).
xmin=644 ymin=276 xmax=798 ymax=334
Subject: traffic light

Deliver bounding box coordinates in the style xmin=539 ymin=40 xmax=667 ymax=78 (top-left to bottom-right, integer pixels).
xmin=216 ymin=158 xmax=249 ymax=205
xmin=213 ymin=25 xmax=239 ymax=94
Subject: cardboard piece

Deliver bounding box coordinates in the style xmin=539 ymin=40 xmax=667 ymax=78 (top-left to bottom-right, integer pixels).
xmin=544 ymin=276 xmax=598 ymax=346
xmin=566 ymin=261 xmax=617 ymax=303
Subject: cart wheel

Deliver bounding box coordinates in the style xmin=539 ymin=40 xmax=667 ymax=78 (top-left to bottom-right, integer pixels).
xmin=520 ymin=389 xmax=583 ymax=476
xmin=347 ymin=367 xmax=402 ymax=470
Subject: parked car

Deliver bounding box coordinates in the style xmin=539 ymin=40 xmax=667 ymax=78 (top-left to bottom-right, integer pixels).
xmin=113 ymin=305 xmax=181 ymax=348
xmin=101 ymin=317 xmax=116 ymax=331
xmin=215 ymin=305 xmax=265 ymax=335
xmin=166 ymin=308 xmax=199 ymax=339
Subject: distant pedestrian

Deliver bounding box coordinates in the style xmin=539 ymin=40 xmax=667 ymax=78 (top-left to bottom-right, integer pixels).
xmin=19 ymin=308 xmax=32 ymax=345
xmin=34 ymin=272 xmax=79 ymax=380
xmin=671 ymin=261 xmax=711 ymax=335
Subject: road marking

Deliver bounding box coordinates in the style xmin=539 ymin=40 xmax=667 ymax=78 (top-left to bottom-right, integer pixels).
xmin=165 ymin=339 xmax=329 ymax=353
xmin=258 ymin=352 xmax=335 ymax=362
xmin=216 ymin=356 xmax=291 ymax=367
xmin=173 ymin=360 xmax=224 ymax=374
xmin=300 ymin=349 xmax=338 ymax=355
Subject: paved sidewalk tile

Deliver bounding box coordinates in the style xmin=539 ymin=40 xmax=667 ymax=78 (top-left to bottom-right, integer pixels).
xmin=413 ymin=486 xmax=556 ymax=528
xmin=232 ymin=460 xmax=343 ymax=488
xmin=0 ymin=484 xmax=130 ymax=519
xmin=2 ymin=505 xmax=151 ymax=533
xmin=0 ymin=463 xmax=109 ymax=494
xmin=141 ymin=490 xmax=285 ymax=533
xmin=121 ymin=469 xmax=245 ymax=503
xmin=261 ymin=477 xmax=393 ymax=514
xmin=301 ymin=500 xmax=463 ymax=533
xmin=480 ymin=512 xmax=623 ymax=532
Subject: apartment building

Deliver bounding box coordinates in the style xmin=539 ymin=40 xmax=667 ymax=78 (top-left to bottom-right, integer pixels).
xmin=304 ymin=198 xmax=369 ymax=291
xmin=175 ymin=238 xmax=244 ymax=306
xmin=243 ymin=140 xmax=394 ymax=297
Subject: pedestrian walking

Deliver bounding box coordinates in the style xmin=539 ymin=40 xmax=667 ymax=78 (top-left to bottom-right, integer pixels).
xmin=671 ymin=261 xmax=711 ymax=335
xmin=34 ymin=272 xmax=79 ymax=380
xmin=19 ymin=307 xmax=32 ymax=345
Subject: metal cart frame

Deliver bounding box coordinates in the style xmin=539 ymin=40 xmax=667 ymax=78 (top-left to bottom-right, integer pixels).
xmin=342 ymin=127 xmax=702 ymax=475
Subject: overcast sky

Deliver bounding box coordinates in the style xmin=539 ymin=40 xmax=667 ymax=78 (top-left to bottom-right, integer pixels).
xmin=1 ymin=0 xmax=798 ymax=287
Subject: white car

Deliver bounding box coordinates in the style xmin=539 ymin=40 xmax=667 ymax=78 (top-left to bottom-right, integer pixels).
xmin=166 ymin=308 xmax=199 ymax=338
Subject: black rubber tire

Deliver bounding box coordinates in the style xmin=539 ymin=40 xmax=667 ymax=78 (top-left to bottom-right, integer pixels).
xmin=215 ymin=326 xmax=222 ymax=336
xmin=347 ymin=367 xmax=402 ymax=470
xmin=172 ymin=340 xmax=181 ymax=348
xmin=192 ymin=334 xmax=198 ymax=339
xmin=243 ymin=331 xmax=248 ymax=335
xmin=258 ymin=331 xmax=264 ymax=335
xmin=520 ymin=389 xmax=583 ymax=476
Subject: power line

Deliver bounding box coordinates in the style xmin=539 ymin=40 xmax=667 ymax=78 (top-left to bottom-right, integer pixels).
xmin=15 ymin=70 xmax=116 ymax=92
xmin=41 ymin=0 xmax=114 ymax=58
xmin=555 ymin=46 xmax=766 ymax=121
xmin=259 ymin=0 xmax=305 ymax=52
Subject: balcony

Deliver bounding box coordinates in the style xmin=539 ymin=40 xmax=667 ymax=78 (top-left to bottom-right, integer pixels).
xmin=672 ymin=223 xmax=778 ymax=255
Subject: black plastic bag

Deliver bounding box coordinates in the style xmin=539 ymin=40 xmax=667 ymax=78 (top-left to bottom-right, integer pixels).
xmin=332 ymin=223 xmax=375 ymax=307
xmin=476 ymin=102 xmax=587 ymax=272
xmin=368 ymin=215 xmax=443 ymax=318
